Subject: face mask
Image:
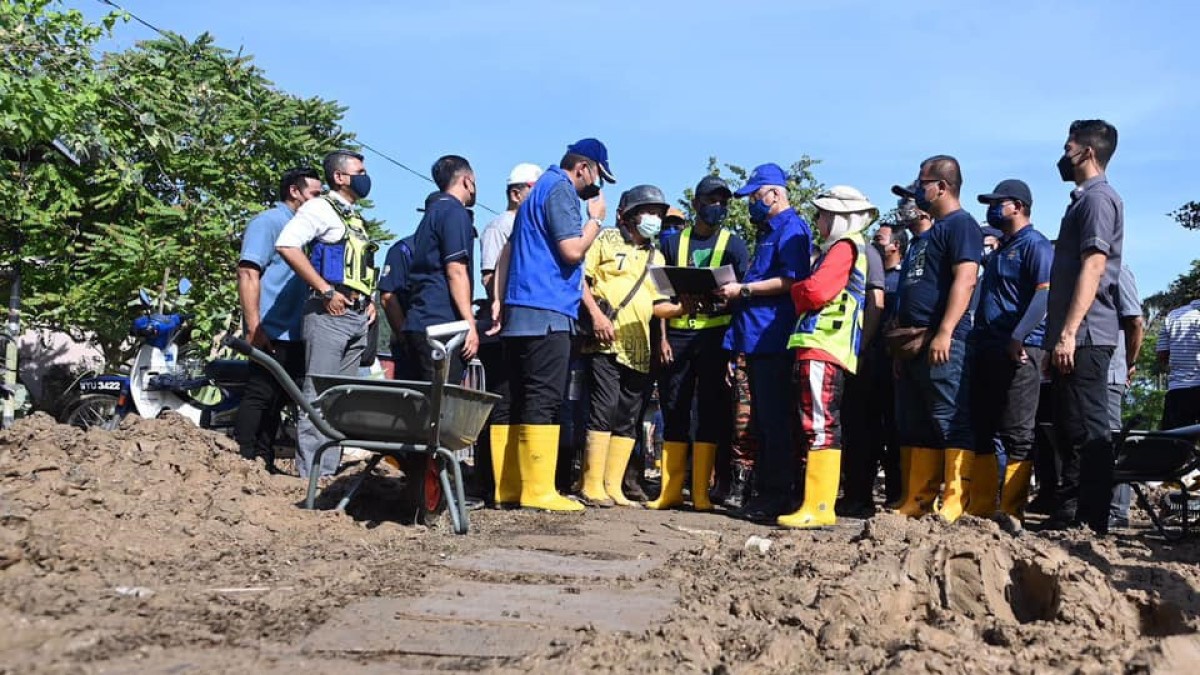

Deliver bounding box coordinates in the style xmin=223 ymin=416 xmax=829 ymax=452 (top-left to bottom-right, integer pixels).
xmin=983 ymin=244 xmax=996 ymax=257
xmin=636 ymin=214 xmax=662 ymax=240
xmin=986 ymin=203 xmax=1011 ymax=229
xmin=912 ymin=182 xmax=933 ymax=212
xmin=698 ymin=203 xmax=728 ymax=226
xmin=872 ymin=241 xmax=887 ymax=259
xmin=897 ymin=198 xmax=920 ymax=224
xmin=748 ymin=196 xmax=772 ymax=224
xmin=1057 ymin=150 xmax=1084 ymax=182
xmin=348 ymin=173 xmax=372 ymax=199
xmin=577 ymin=165 xmax=602 ymax=201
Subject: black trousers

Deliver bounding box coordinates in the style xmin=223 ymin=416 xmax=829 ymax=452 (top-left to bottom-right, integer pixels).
xmin=748 ymin=352 xmax=796 ymax=500
xmin=971 ymin=345 xmax=1043 ymax=461
xmin=1032 ymin=381 xmax=1057 ymax=494
xmin=473 ymin=339 xmax=510 ymax=498
xmin=1051 ymin=345 xmax=1114 ymax=530
xmin=395 ymin=330 xmax=465 ymax=384
xmin=588 ymin=353 xmax=650 ymax=438
xmin=841 ymin=345 xmax=896 ymax=505
xmin=1162 ymin=386 xmax=1200 ymax=430
xmin=504 ymin=332 xmax=571 ymax=425
xmin=234 ymin=339 xmax=306 ymax=461
xmin=659 ymin=328 xmax=731 ymax=444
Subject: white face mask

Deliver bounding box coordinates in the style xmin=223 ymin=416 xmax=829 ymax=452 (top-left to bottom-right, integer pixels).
xmin=636 ymin=214 xmax=662 ymax=240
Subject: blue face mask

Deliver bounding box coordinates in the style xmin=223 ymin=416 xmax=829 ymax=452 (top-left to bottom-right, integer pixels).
xmin=636 ymin=215 xmax=662 ymax=240
xmin=349 ymin=173 xmax=372 ymax=199
xmin=986 ymin=203 xmax=1010 ymax=229
xmin=748 ymin=197 xmax=772 ymax=224
xmin=699 ymin=203 xmax=728 ymax=226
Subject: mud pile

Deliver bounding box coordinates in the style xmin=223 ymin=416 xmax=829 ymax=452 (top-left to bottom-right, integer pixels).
xmin=536 ymin=514 xmax=1199 ymax=673
xmin=0 ymin=413 xmax=461 ymax=671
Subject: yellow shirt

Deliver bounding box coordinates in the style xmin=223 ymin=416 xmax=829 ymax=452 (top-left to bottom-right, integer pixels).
xmin=584 ymin=228 xmax=666 ymax=373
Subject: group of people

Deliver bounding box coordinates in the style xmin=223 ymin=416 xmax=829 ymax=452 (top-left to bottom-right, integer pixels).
xmin=229 ymin=118 xmax=1191 ymax=537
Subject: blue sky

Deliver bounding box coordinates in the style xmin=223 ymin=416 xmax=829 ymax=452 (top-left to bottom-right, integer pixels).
xmin=72 ymin=0 xmax=1200 ymax=297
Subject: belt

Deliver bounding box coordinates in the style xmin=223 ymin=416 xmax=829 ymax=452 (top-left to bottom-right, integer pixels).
xmin=313 ymin=286 xmax=369 ymax=312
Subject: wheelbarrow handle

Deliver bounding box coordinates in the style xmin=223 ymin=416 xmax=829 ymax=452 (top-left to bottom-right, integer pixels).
xmin=221 ymin=335 xmax=341 ymax=439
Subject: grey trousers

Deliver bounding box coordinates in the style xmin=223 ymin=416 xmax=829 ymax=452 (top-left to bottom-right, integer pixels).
xmin=297 ymin=299 xmax=368 ymax=478
xmin=1108 ymin=382 xmax=1130 ymax=519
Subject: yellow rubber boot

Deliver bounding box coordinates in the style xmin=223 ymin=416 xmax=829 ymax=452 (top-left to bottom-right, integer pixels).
xmin=604 ymin=435 xmax=639 ymax=507
xmin=691 ymin=442 xmax=717 ymax=512
xmin=886 ymin=446 xmax=912 ymax=509
xmin=647 ymin=441 xmax=688 ymax=510
xmin=490 ymin=424 xmax=520 ymax=506
xmin=894 ymin=447 xmax=943 ymax=518
xmin=999 ymin=459 xmax=1033 ymax=519
xmin=517 ymin=425 xmax=584 ymax=512
xmin=778 ymin=449 xmax=842 ymax=529
xmin=936 ymin=448 xmax=974 ymax=523
xmin=966 ymin=453 xmax=999 ymax=517
xmin=580 ymin=431 xmax=614 ymax=507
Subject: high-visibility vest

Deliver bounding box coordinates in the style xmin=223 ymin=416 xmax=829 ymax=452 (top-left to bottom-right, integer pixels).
xmin=787 ymin=231 xmax=868 ymax=373
xmin=668 ymin=227 xmax=733 ymax=331
xmin=308 ymin=195 xmax=379 ymax=295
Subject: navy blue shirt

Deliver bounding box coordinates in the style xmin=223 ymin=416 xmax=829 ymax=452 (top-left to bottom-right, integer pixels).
xmin=378 ymin=235 xmax=416 ymax=310
xmin=881 ymin=265 xmax=902 ymax=328
xmin=403 ymin=194 xmax=474 ymax=333
xmin=723 ymin=208 xmax=812 ymax=354
xmin=896 ymin=209 xmax=983 ymax=340
xmin=973 ymin=226 xmax=1053 ymax=349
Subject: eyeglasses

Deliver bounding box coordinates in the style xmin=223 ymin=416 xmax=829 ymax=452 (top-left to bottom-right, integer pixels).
xmin=917 ymin=178 xmax=941 ymax=186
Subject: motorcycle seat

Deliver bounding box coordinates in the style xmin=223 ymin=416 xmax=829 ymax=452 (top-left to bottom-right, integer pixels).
xmin=204 ymin=359 xmax=251 ymax=386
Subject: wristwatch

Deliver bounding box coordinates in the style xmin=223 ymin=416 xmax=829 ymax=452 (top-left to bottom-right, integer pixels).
xmin=740 ymin=284 xmax=753 ymax=299
xmin=320 ymin=287 xmax=336 ymax=301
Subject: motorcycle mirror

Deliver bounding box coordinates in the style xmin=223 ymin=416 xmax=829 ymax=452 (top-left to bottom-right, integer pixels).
xmin=138 ymin=289 xmax=153 ymax=308
xmin=178 ymin=278 xmax=192 ymax=295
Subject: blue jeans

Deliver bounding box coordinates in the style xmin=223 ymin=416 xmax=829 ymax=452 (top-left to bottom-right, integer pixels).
xmin=895 ymin=339 xmax=973 ymax=450
xmin=747 ymin=352 xmax=795 ymax=500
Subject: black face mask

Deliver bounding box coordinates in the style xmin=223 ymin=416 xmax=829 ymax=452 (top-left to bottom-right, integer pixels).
xmin=578 ymin=183 xmax=601 ymax=201
xmin=1057 ymin=150 xmax=1083 ymax=182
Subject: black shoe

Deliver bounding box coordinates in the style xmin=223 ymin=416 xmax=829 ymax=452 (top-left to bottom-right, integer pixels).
xmin=722 ymin=465 xmax=753 ymax=510
xmin=1035 ymin=515 xmax=1081 ymax=532
xmin=1108 ymin=515 xmax=1130 ymax=530
xmin=623 ymin=472 xmax=650 ymax=503
xmin=735 ymin=495 xmax=790 ymax=524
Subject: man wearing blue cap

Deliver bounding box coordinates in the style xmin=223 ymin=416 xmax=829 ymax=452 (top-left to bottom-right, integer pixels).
xmin=969 ymin=179 xmax=1051 ymax=520
xmin=716 ymin=163 xmax=812 ymax=522
xmin=488 ymin=138 xmax=614 ymax=512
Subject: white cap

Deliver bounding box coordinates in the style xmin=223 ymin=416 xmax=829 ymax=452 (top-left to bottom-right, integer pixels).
xmin=507 ymin=162 xmax=543 ymax=186
xmin=812 ymin=185 xmax=877 ymax=214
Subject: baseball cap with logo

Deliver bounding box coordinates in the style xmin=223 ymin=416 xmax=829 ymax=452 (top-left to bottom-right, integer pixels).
xmin=566 ymin=138 xmax=616 ymax=183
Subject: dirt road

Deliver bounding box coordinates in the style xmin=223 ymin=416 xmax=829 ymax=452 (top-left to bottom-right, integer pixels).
xmin=2 ymin=414 xmax=1198 ymax=673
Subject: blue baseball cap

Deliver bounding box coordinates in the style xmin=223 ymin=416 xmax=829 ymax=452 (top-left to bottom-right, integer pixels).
xmin=566 ymin=138 xmax=617 ymax=183
xmin=733 ymin=163 xmax=788 ymax=197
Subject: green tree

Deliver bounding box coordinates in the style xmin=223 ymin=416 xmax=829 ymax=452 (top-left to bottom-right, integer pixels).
xmin=677 ymin=156 xmax=824 ymax=250
xmin=3 ymin=1 xmax=372 ymax=367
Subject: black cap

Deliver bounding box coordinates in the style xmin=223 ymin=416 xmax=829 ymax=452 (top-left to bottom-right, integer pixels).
xmin=977 ymin=179 xmax=1033 ymax=208
xmin=891 ymin=181 xmax=918 ymax=198
xmin=695 ymin=175 xmax=732 ymax=199
xmin=981 ymin=226 xmax=1004 ymax=240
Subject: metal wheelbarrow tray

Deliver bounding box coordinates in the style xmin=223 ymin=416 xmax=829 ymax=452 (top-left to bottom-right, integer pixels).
xmin=224 ymin=323 xmax=497 ymax=535
xmin=1112 ymin=422 xmax=1200 ymax=541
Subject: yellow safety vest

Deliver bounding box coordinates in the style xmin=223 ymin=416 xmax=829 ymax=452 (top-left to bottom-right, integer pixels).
xmin=310 ymin=195 xmax=379 ymax=295
xmin=787 ymin=231 xmax=868 ymax=374
xmin=668 ymin=227 xmax=733 ymax=331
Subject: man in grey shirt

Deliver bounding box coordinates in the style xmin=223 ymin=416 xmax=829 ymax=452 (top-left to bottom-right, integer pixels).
xmin=1107 ymin=265 xmax=1144 ymax=527
xmin=1042 ymin=119 xmax=1124 ymax=534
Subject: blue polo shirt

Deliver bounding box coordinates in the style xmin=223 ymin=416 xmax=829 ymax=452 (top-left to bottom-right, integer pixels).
xmin=403 ymin=194 xmax=474 ymax=333
xmin=896 ymin=209 xmax=983 ymax=340
xmin=723 ymin=208 xmax=812 ymax=355
xmin=502 ymin=165 xmax=584 ymax=336
xmin=881 ymin=265 xmax=902 ymax=328
xmin=378 ymin=235 xmax=416 ymax=310
xmin=972 ymin=225 xmax=1053 ymax=349
xmin=239 ymin=202 xmax=308 ymax=341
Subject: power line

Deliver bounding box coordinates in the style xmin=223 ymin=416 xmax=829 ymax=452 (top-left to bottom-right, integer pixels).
xmin=94 ymin=0 xmax=499 ymax=215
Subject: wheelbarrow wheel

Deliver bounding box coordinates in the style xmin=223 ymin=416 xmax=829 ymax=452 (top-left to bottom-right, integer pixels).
xmin=402 ymin=455 xmax=447 ymax=526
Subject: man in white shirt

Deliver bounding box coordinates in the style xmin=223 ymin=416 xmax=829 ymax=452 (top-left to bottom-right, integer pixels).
xmin=276 ymin=150 xmax=379 ymax=479
xmin=1158 ymin=299 xmax=1200 ymax=430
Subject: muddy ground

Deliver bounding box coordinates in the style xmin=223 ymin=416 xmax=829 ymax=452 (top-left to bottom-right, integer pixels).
xmin=2 ymin=413 xmax=1200 ymax=674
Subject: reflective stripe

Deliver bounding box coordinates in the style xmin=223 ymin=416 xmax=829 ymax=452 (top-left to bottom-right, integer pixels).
xmin=787 ymin=231 xmax=867 ymax=373
xmin=669 ymin=227 xmax=733 ymax=330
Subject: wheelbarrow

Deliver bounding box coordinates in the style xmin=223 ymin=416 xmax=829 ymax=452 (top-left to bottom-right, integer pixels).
xmin=223 ymin=321 xmax=499 ymax=534
xmin=1112 ymin=421 xmax=1200 ymax=541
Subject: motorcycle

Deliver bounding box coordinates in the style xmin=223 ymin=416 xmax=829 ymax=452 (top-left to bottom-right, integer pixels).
xmin=61 ymin=279 xmax=289 ymax=447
